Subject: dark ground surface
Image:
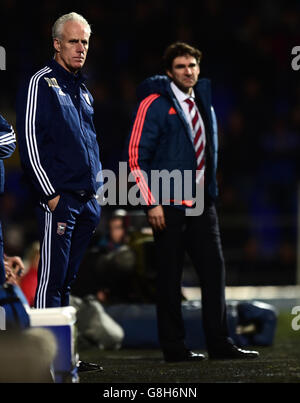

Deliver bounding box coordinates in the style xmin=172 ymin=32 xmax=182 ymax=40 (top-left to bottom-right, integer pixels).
xmin=78 ymin=312 xmax=300 ymax=383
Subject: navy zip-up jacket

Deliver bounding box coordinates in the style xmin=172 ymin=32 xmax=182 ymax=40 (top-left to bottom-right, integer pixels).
xmin=17 ymin=59 xmax=102 ymax=203
xmin=127 ymin=75 xmax=218 ymax=208
xmin=0 ymin=114 xmax=16 ymax=195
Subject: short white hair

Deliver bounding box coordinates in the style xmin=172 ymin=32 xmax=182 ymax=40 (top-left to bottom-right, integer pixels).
xmin=52 ymin=12 xmax=91 ymax=40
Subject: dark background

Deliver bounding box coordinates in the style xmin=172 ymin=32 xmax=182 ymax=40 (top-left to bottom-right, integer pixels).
xmin=0 ymin=0 xmax=299 ymax=286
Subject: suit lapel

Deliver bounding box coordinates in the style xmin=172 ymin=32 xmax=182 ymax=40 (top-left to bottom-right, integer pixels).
xmin=173 ymin=97 xmax=195 ymax=144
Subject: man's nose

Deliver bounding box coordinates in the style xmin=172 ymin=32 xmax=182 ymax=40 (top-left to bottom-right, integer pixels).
xmin=185 ymin=67 xmax=192 ymax=75
xmin=76 ymin=42 xmax=85 ymax=53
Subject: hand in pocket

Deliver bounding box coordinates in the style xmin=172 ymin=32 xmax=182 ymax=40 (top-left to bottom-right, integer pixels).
xmin=47 ymin=195 xmax=61 ymax=212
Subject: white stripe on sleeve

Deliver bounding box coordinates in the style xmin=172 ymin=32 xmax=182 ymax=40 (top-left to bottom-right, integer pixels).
xmin=25 ymin=67 xmax=55 ymax=196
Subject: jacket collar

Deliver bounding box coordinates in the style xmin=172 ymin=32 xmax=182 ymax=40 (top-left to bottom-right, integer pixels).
xmin=137 ymin=75 xmax=210 ymax=102
xmin=170 ymin=81 xmax=195 ymax=103
xmin=47 ymin=58 xmax=85 ymax=85
xmin=137 ymin=75 xmax=214 ymax=151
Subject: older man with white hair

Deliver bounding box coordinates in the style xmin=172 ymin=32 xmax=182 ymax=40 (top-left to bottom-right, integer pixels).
xmin=17 ymin=11 xmax=103 ymax=373
xmin=17 ymin=12 xmax=102 ymax=312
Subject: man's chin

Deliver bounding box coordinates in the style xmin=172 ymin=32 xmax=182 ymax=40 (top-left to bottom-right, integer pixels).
xmin=74 ymin=61 xmax=84 ymax=68
xmin=176 ymin=82 xmax=193 ymax=94
xmin=69 ymin=62 xmax=84 ymax=73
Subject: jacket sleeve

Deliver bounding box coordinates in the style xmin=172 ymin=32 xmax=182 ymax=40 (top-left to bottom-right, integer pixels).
xmin=0 ymin=114 xmax=16 ymax=159
xmin=128 ymin=94 xmax=161 ymax=207
xmin=16 ymin=74 xmax=57 ymax=201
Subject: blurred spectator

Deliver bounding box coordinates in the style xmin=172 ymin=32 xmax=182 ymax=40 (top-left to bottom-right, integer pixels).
xmin=20 ymin=241 xmax=40 ymax=307
xmin=4 ymin=253 xmax=25 ymax=286
xmin=97 ymin=210 xmax=129 ymax=253
xmin=0 ymin=328 xmax=56 ymax=382
xmin=72 ymin=210 xmax=140 ymax=303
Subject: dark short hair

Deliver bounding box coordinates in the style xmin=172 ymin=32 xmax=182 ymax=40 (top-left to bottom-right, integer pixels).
xmin=163 ymin=42 xmax=202 ymax=71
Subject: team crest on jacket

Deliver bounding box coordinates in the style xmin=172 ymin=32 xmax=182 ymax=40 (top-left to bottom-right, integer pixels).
xmin=57 ymin=222 xmax=67 ymax=235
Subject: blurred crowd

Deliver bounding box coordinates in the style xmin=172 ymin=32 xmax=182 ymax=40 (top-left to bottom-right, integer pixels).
xmin=0 ymin=0 xmax=300 ymax=289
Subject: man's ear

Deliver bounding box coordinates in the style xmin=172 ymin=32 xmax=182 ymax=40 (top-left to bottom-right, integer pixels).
xmin=53 ymin=38 xmax=61 ymax=53
xmin=166 ymin=70 xmax=173 ymax=79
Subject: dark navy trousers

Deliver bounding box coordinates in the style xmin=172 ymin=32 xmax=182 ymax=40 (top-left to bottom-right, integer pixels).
xmin=34 ymin=192 xmax=101 ymax=308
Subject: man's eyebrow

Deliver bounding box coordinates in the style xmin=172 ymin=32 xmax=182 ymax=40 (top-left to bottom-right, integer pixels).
xmin=68 ymin=38 xmax=88 ymax=43
xmin=174 ymin=63 xmax=197 ymax=68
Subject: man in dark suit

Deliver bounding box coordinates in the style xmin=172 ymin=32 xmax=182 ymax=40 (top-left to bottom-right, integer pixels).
xmin=127 ymin=42 xmax=259 ymax=362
